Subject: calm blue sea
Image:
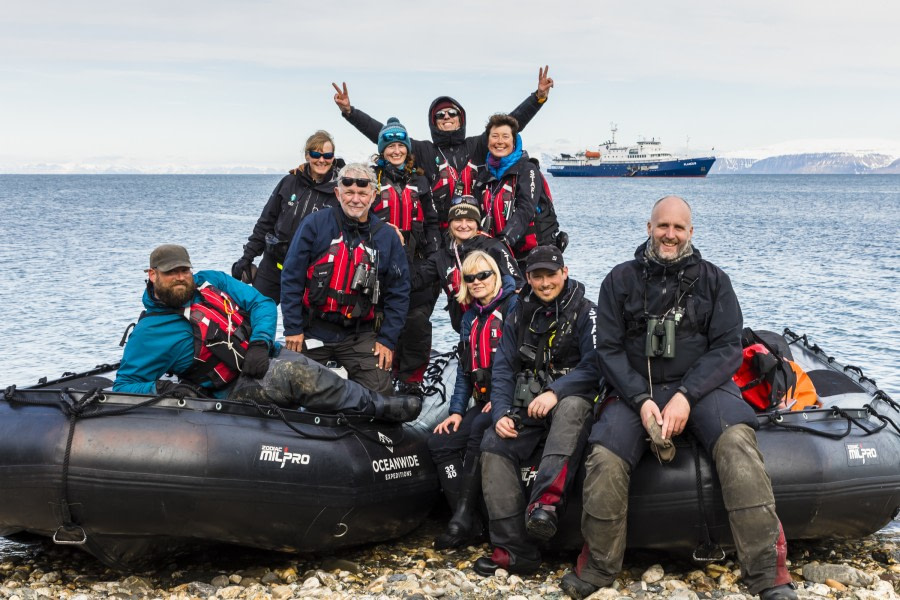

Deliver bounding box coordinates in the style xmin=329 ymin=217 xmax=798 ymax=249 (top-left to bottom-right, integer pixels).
xmin=0 ymin=174 xmax=896 ymax=537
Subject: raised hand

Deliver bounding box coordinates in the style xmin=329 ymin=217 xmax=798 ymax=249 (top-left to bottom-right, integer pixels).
xmin=536 ymin=65 xmax=554 ymax=100
xmin=332 ymin=81 xmax=351 ymax=114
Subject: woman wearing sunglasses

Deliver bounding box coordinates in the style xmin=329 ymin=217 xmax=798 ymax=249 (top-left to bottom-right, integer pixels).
xmin=428 ymin=250 xmax=517 ymax=549
xmin=371 ymin=118 xmax=441 ymax=391
xmin=473 ymin=114 xmax=563 ymax=271
xmin=412 ymin=199 xmax=524 ymax=333
xmin=231 ymin=130 xmax=345 ymax=304
xmin=332 ymin=66 xmax=554 ymax=233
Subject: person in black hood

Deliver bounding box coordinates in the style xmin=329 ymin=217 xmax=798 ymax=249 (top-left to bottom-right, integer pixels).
xmin=232 ymin=130 xmax=345 ymax=304
xmin=332 ymin=66 xmax=553 ymax=231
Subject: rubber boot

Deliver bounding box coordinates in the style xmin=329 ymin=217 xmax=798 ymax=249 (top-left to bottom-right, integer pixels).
xmin=473 ymin=515 xmax=541 ymax=576
xmin=435 ymin=457 xmax=464 ymax=513
xmin=375 ymin=394 xmax=423 ymax=423
xmin=477 ymin=453 xmax=541 ymax=576
xmin=435 ymin=454 xmax=483 ymax=549
xmin=713 ymin=424 xmax=788 ymax=595
xmin=574 ymin=444 xmax=630 ymax=589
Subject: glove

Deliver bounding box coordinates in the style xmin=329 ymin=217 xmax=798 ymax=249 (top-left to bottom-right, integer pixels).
xmin=241 ymin=341 xmax=270 ymax=378
xmin=231 ymin=257 xmax=254 ymax=283
xmin=155 ymin=380 xmax=202 ymax=399
xmin=646 ymin=419 xmax=676 ymax=463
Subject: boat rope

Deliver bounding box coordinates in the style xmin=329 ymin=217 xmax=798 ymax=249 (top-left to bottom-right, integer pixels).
xmin=689 ymin=436 xmax=725 ymax=562
xmin=764 ymin=405 xmax=894 ymax=439
xmin=417 ymin=348 xmax=456 ymax=406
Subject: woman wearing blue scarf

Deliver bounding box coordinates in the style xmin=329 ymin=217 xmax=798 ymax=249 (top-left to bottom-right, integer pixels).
xmin=474 ymin=114 xmax=562 ymax=269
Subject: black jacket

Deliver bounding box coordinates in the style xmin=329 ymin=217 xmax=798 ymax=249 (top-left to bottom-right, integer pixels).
xmin=372 ymin=163 xmax=441 ymax=258
xmin=472 ymin=152 xmax=541 ymax=253
xmin=412 ymin=233 xmax=523 ymax=332
xmin=241 ymin=161 xmax=344 ymax=263
xmin=550 ymin=242 xmax=743 ymax=412
xmin=490 ymin=278 xmax=598 ymax=424
xmin=342 ymin=93 xmax=545 ymax=225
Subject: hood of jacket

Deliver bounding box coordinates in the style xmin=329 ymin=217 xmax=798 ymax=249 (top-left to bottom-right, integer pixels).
xmin=428 ymin=95 xmax=468 ymax=148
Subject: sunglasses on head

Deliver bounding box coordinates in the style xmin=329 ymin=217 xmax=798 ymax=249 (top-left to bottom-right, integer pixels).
xmin=308 ymin=150 xmax=335 ymax=159
xmin=341 ymin=177 xmax=372 ymax=188
xmin=382 ymin=131 xmax=407 ymax=142
xmin=435 ymin=109 xmax=460 ymax=120
xmin=463 ymin=270 xmax=494 ymax=283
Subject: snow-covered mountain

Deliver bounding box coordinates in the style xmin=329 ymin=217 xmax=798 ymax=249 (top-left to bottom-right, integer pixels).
xmin=710 ymin=152 xmax=897 ymax=174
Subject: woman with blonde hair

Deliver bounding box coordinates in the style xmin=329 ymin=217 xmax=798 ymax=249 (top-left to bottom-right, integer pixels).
xmin=232 ymin=130 xmax=345 ymax=303
xmin=428 ymin=250 xmax=518 ymax=549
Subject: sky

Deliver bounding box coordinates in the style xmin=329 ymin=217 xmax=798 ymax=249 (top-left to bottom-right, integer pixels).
xmin=2 ymin=0 xmax=900 ymax=173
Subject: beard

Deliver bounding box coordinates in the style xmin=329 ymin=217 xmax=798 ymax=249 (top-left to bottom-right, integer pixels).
xmin=153 ymin=277 xmax=196 ymax=308
xmin=647 ymin=236 xmax=693 ymax=265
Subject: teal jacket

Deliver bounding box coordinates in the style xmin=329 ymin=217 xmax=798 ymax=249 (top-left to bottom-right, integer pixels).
xmin=113 ymin=270 xmax=277 ymax=398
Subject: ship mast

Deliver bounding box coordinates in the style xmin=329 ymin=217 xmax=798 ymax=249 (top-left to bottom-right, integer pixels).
xmin=610 ymin=122 xmax=617 ymax=145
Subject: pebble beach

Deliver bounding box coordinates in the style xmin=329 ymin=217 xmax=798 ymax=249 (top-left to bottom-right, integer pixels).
xmin=1 ymin=518 xmax=897 ymax=600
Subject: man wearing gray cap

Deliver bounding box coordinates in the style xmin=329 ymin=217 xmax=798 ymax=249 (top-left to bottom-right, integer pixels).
xmin=114 ymin=244 xmax=420 ymax=422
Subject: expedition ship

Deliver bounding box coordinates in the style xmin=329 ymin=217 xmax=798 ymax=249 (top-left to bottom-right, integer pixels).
xmin=547 ymin=125 xmax=715 ymax=177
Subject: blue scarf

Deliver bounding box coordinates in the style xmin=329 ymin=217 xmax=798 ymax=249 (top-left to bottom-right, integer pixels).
xmin=487 ymin=134 xmax=523 ymax=180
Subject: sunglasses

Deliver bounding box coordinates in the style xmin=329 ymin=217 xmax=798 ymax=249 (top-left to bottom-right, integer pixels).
xmin=308 ymin=150 xmax=335 ymax=159
xmin=341 ymin=177 xmax=373 ymax=188
xmin=463 ymin=270 xmax=494 ymax=283
xmin=382 ymin=131 xmax=407 ymax=142
xmin=451 ymin=194 xmax=478 ymax=206
xmin=435 ymin=109 xmax=460 ymax=120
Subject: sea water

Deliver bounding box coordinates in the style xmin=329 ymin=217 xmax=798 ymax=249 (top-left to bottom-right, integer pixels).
xmin=0 ymin=173 xmax=897 ymax=534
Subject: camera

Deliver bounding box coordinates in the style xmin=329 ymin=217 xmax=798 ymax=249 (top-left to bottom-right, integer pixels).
xmin=645 ymin=316 xmax=676 ymax=358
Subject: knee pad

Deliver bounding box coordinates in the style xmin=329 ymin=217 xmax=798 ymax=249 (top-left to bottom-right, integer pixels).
xmin=713 ymin=424 xmax=775 ymax=511
xmin=582 ymin=444 xmax=630 ymax=520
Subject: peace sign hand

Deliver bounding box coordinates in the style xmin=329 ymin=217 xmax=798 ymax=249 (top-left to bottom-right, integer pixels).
xmin=536 ymin=65 xmax=554 ymax=100
xmin=332 ymin=81 xmax=351 ymax=114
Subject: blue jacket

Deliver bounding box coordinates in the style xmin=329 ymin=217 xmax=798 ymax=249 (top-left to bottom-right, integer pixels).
xmin=113 ymin=270 xmax=277 ymax=398
xmin=449 ymin=279 xmax=518 ymax=416
xmin=280 ymin=205 xmax=410 ymax=350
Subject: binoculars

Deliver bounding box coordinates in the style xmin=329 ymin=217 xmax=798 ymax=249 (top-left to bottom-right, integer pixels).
xmin=513 ymin=371 xmax=543 ymax=407
xmin=350 ymin=263 xmax=380 ymax=304
xmin=645 ymin=316 xmax=676 ymax=358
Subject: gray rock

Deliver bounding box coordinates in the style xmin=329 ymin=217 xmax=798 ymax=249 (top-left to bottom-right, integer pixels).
xmin=210 ymin=574 xmax=230 ymax=588
xmin=802 ymin=563 xmax=877 ymax=587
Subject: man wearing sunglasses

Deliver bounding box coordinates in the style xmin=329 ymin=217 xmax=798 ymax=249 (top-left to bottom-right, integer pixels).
xmin=280 ymin=164 xmax=414 ymax=401
xmin=332 ymin=66 xmax=554 ymax=233
xmin=473 ymin=245 xmax=598 ymax=577
xmin=554 ymin=197 xmax=796 ymax=600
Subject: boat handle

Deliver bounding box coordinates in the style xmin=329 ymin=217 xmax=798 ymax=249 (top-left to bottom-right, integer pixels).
xmin=53 ymin=525 xmax=87 ymax=545
xmin=334 ymin=522 xmax=348 ymax=538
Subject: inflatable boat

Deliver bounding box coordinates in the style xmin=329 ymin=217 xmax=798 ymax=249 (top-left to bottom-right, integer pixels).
xmin=0 ymin=352 xmax=457 ymax=568
xmin=0 ymin=330 xmax=897 ymax=568
xmin=546 ymin=328 xmax=900 ymax=557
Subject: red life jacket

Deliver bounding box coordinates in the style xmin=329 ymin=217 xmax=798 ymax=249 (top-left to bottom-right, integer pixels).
xmin=433 ymin=160 xmax=478 ymax=228
xmin=180 ymin=282 xmax=252 ymax=389
xmin=374 ymin=182 xmax=423 ymax=233
xmin=303 ymin=219 xmax=380 ymax=322
xmin=481 ymin=175 xmax=539 ymax=254
xmin=733 ymin=344 xmax=798 ymax=411
xmin=467 ymin=295 xmax=511 ymax=400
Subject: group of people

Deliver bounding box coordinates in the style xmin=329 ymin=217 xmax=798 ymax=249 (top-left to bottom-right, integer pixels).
xmin=111 ymin=67 xmax=797 ymax=600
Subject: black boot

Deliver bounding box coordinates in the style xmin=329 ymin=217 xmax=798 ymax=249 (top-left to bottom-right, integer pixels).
xmin=560 ymin=572 xmax=600 ymax=600
xmin=525 ymin=504 xmax=558 ymax=542
xmin=376 ymin=394 xmax=422 ymax=422
xmin=435 ymin=454 xmax=483 ymax=549
xmin=435 ymin=458 xmax=463 ymax=514
xmin=759 ymin=584 xmax=797 ymax=600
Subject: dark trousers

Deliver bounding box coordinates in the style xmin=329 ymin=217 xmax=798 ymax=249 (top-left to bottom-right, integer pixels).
xmin=428 ymin=405 xmax=493 ymax=466
xmin=304 ymin=331 xmax=393 ymax=396
xmin=251 ymin=253 xmax=281 ymax=304
xmin=228 ymin=351 xmax=381 ymax=414
xmin=394 ymin=303 xmax=434 ymax=384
